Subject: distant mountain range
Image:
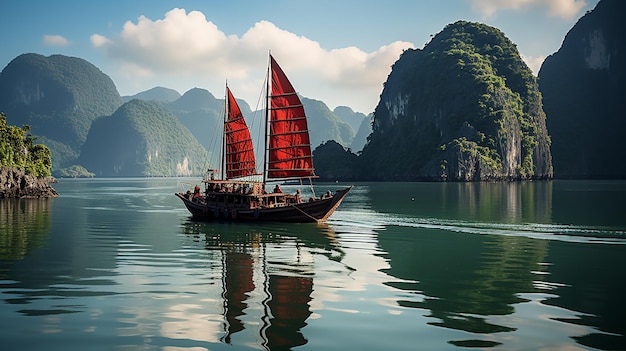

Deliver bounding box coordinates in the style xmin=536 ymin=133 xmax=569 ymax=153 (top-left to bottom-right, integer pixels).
xmin=0 ymin=53 xmax=369 ymax=177
xmin=122 ymin=86 xmax=181 ymax=103
xmin=0 ymin=0 xmax=621 ymax=180
xmin=124 ymin=86 xmax=370 ymax=168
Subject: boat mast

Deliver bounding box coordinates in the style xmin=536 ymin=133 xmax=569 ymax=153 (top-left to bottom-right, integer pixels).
xmin=262 ymin=54 xmax=271 ymax=186
xmin=221 ymin=82 xmax=228 ymax=180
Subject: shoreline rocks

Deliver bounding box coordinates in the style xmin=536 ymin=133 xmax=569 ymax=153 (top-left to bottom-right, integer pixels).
xmin=0 ymin=166 xmax=59 ymax=199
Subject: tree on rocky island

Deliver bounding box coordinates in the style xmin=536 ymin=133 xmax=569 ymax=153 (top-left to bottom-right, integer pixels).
xmin=0 ymin=112 xmax=52 ymax=178
xmin=1 ymin=112 xmax=57 ymax=198
xmin=313 ymin=140 xmax=360 ymax=181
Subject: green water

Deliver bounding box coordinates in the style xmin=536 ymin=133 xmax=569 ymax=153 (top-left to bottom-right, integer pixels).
xmin=0 ymin=179 xmax=624 ymax=350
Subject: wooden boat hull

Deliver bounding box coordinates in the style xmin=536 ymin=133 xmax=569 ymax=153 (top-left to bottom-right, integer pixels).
xmin=175 ymin=186 xmax=352 ymax=223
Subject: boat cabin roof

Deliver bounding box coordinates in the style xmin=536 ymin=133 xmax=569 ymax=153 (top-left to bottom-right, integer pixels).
xmin=202 ymin=179 xmax=261 ymax=185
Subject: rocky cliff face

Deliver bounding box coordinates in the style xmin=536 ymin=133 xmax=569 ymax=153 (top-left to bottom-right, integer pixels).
xmin=0 ymin=166 xmax=58 ymax=198
xmin=78 ymin=99 xmax=209 ymax=177
xmin=360 ymin=21 xmax=552 ymax=181
xmin=0 ymin=54 xmax=123 ymax=169
xmin=538 ymin=0 xmax=625 ymax=178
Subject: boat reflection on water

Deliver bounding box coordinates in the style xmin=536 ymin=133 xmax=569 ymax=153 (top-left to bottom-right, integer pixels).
xmin=180 ymin=220 xmax=343 ymax=349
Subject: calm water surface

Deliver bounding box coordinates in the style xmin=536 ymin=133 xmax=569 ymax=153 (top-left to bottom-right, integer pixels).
xmin=0 ymin=179 xmax=625 ymax=350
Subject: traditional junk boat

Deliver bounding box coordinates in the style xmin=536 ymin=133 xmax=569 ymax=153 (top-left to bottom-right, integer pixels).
xmin=175 ymin=55 xmax=352 ymax=222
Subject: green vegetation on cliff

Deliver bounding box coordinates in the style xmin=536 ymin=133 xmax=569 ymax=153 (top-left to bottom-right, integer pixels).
xmin=0 ymin=53 xmax=122 ymax=169
xmin=123 ymin=86 xmax=181 ymax=103
xmin=78 ymin=99 xmax=209 ymax=177
xmin=165 ymin=88 xmax=224 ymax=166
xmin=313 ymin=140 xmax=360 ymax=181
xmin=0 ymin=112 xmax=52 ymax=177
xmin=53 ymin=165 xmax=95 ymax=178
xmin=359 ymin=21 xmax=552 ymax=181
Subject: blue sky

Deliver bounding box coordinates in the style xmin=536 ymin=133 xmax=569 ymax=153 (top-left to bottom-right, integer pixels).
xmin=1 ymin=0 xmax=599 ymax=114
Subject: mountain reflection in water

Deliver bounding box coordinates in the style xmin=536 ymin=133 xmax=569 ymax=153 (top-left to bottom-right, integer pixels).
xmin=0 ymin=199 xmax=52 ymax=264
xmin=0 ymin=179 xmax=624 ymax=350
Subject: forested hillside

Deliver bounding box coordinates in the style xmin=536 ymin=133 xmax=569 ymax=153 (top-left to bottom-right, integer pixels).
xmin=358 ymin=21 xmax=552 ymax=181
xmin=123 ymin=86 xmax=181 ymax=103
xmin=78 ymin=100 xmax=209 ymax=177
xmin=0 ymin=112 xmax=52 ymax=177
xmin=0 ymin=54 xmax=122 ymax=169
xmin=301 ymin=97 xmax=354 ymax=148
xmin=313 ymin=140 xmax=360 ymax=181
xmin=0 ymin=112 xmax=57 ymax=198
xmin=165 ymin=88 xmax=231 ymax=167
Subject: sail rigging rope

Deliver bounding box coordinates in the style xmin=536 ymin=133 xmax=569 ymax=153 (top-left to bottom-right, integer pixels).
xmin=290 ymin=203 xmax=321 ymax=223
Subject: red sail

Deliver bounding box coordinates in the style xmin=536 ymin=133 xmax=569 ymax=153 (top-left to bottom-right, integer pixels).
xmin=267 ymin=55 xmax=315 ymax=179
xmin=225 ymin=87 xmax=256 ymax=179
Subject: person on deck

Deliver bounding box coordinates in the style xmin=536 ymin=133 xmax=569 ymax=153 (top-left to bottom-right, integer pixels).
xmin=273 ymin=184 xmax=282 ymax=193
xmin=295 ymin=189 xmax=302 ymax=203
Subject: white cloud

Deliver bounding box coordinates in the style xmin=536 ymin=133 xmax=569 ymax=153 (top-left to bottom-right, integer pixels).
xmin=43 ymin=34 xmax=69 ymax=47
xmin=91 ymin=8 xmax=413 ymax=113
xmin=90 ymin=34 xmax=112 ymax=47
xmin=520 ymin=53 xmax=546 ymax=75
xmin=469 ymin=0 xmax=588 ymax=20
